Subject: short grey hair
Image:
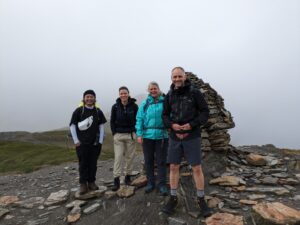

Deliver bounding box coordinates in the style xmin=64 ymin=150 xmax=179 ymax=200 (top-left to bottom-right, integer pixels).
xmin=171 ymin=66 xmax=185 ymax=73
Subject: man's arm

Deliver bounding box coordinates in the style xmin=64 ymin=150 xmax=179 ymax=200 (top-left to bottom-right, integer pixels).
xmin=189 ymin=90 xmax=209 ymax=128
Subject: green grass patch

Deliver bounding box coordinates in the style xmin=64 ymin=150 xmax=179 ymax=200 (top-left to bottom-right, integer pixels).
xmin=33 ymin=130 xmax=72 ymax=147
xmin=282 ymin=148 xmax=300 ymax=156
xmin=0 ymin=141 xmax=76 ymax=174
xmin=0 ymin=130 xmax=141 ymax=174
xmin=100 ymin=133 xmax=114 ymax=160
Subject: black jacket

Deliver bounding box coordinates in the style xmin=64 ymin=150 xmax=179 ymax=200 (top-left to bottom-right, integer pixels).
xmin=70 ymin=106 xmax=107 ymax=145
xmin=162 ymin=79 xmax=209 ymax=140
xmin=110 ymin=97 xmax=138 ymax=135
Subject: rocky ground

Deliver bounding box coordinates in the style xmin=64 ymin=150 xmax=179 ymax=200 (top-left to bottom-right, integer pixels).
xmin=0 ymin=145 xmax=300 ymax=225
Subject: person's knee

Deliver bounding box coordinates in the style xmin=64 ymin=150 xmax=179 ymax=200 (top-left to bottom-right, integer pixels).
xmin=192 ymin=165 xmax=203 ymax=175
xmin=156 ymin=157 xmax=166 ymax=166
xmin=157 ymin=161 xmax=166 ymax=167
xmin=170 ymin=164 xmax=180 ymax=173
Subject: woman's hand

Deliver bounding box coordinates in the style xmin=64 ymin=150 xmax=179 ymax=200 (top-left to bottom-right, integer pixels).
xmin=75 ymin=142 xmax=81 ymax=148
xmin=137 ymin=137 xmax=143 ymax=144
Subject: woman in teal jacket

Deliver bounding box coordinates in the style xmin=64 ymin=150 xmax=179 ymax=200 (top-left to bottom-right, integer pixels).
xmin=136 ymin=81 xmax=168 ymax=195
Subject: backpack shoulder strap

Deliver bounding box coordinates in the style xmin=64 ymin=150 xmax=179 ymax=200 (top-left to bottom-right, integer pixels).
xmin=143 ymin=99 xmax=151 ymax=113
xmin=143 ymin=98 xmax=164 ymax=113
xmin=80 ymin=106 xmax=84 ymax=120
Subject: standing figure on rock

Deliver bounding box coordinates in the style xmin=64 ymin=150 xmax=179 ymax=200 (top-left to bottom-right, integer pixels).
xmin=69 ymin=90 xmax=107 ymax=195
xmin=135 ymin=81 xmax=169 ymax=195
xmin=161 ymin=67 xmax=212 ymax=217
xmin=110 ymin=86 xmax=139 ymax=191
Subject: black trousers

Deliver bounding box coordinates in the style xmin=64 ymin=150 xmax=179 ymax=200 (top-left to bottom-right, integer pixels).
xmin=142 ymin=138 xmax=168 ymax=187
xmin=76 ymin=144 xmax=101 ymax=184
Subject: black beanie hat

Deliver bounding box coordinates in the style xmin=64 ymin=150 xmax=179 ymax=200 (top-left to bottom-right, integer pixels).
xmin=83 ymin=89 xmax=96 ymax=98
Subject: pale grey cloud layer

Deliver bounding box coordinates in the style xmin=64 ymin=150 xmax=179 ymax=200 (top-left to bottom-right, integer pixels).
xmin=0 ymin=0 xmax=299 ymax=148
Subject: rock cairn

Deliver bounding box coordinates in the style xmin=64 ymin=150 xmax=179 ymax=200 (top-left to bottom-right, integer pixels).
xmin=186 ymin=72 xmax=235 ymax=152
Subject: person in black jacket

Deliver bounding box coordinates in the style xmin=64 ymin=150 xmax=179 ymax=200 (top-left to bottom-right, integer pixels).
xmin=110 ymin=86 xmax=138 ymax=191
xmin=69 ymin=90 xmax=107 ymax=195
xmin=161 ymin=67 xmax=212 ymax=217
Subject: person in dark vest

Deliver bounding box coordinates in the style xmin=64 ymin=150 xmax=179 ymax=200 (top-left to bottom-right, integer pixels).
xmin=69 ymin=90 xmax=107 ymax=195
xmin=135 ymin=81 xmax=168 ymax=195
xmin=161 ymin=67 xmax=212 ymax=217
xmin=110 ymin=86 xmax=138 ymax=191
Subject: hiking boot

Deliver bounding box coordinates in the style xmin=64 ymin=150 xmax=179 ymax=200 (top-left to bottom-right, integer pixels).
xmin=197 ymin=197 xmax=212 ymax=217
xmin=145 ymin=183 xmax=155 ymax=193
xmin=125 ymin=175 xmax=131 ymax=185
xmin=79 ymin=183 xmax=88 ymax=195
xmin=88 ymin=182 xmax=99 ymax=191
xmin=159 ymin=186 xmax=168 ymax=196
xmin=161 ymin=195 xmax=178 ymax=214
xmin=111 ymin=177 xmax=120 ymax=191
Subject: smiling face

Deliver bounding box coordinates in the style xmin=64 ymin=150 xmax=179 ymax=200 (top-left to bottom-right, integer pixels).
xmin=171 ymin=68 xmax=186 ymax=88
xmin=83 ymin=94 xmax=96 ymax=106
xmin=148 ymin=84 xmax=160 ymax=99
xmin=119 ymin=89 xmax=129 ymax=104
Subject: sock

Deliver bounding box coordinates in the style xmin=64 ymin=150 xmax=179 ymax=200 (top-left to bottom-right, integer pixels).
xmin=197 ymin=189 xmax=205 ymax=198
xmin=170 ymin=189 xmax=177 ymax=196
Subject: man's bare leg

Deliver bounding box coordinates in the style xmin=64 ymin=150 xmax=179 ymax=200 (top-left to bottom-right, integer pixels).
xmin=162 ymin=164 xmax=180 ymax=214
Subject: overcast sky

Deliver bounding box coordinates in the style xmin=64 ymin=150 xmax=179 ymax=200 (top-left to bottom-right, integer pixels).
xmin=0 ymin=0 xmax=299 ymax=149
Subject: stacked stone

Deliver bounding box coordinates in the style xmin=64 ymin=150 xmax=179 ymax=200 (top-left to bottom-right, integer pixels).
xmin=186 ymin=72 xmax=235 ymax=152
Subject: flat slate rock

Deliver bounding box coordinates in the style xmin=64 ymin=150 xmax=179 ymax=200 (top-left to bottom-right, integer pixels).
xmin=205 ymin=212 xmax=244 ymax=225
xmin=75 ymin=187 xmax=107 ymax=200
xmin=252 ymin=202 xmax=300 ymax=225
xmin=0 ymin=207 xmax=10 ymax=219
xmin=44 ymin=190 xmax=69 ymax=206
xmin=14 ymin=197 xmax=45 ymax=209
xmin=168 ymin=217 xmax=187 ymax=225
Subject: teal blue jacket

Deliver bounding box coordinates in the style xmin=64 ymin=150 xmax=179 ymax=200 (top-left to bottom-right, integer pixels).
xmin=135 ymin=95 xmax=168 ymax=140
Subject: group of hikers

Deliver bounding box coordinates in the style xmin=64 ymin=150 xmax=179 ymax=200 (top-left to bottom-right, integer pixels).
xmin=69 ymin=66 xmax=212 ymax=217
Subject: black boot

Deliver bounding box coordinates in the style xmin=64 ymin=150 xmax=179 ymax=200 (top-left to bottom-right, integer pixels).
xmin=79 ymin=183 xmax=88 ymax=195
xmin=111 ymin=177 xmax=120 ymax=191
xmin=161 ymin=195 xmax=178 ymax=215
xmin=197 ymin=197 xmax=212 ymax=217
xmin=125 ymin=175 xmax=131 ymax=185
xmin=88 ymin=182 xmax=99 ymax=191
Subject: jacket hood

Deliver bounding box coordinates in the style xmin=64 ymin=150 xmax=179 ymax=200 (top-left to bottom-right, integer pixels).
xmin=116 ymin=97 xmax=137 ymax=105
xmin=146 ymin=94 xmax=164 ymax=103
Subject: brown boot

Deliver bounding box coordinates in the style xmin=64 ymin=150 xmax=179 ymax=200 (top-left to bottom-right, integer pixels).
xmin=88 ymin=182 xmax=99 ymax=191
xmin=79 ymin=183 xmax=88 ymax=195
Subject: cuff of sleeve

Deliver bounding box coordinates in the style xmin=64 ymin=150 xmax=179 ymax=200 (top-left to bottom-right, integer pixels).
xmin=189 ymin=121 xmax=198 ymax=128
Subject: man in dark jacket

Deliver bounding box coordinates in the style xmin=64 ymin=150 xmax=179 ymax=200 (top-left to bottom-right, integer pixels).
xmin=110 ymin=86 xmax=139 ymax=191
xmin=161 ymin=67 xmax=211 ymax=217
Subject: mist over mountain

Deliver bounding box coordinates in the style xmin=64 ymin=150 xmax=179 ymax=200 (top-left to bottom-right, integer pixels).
xmin=1 ymin=0 xmax=299 ymax=149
